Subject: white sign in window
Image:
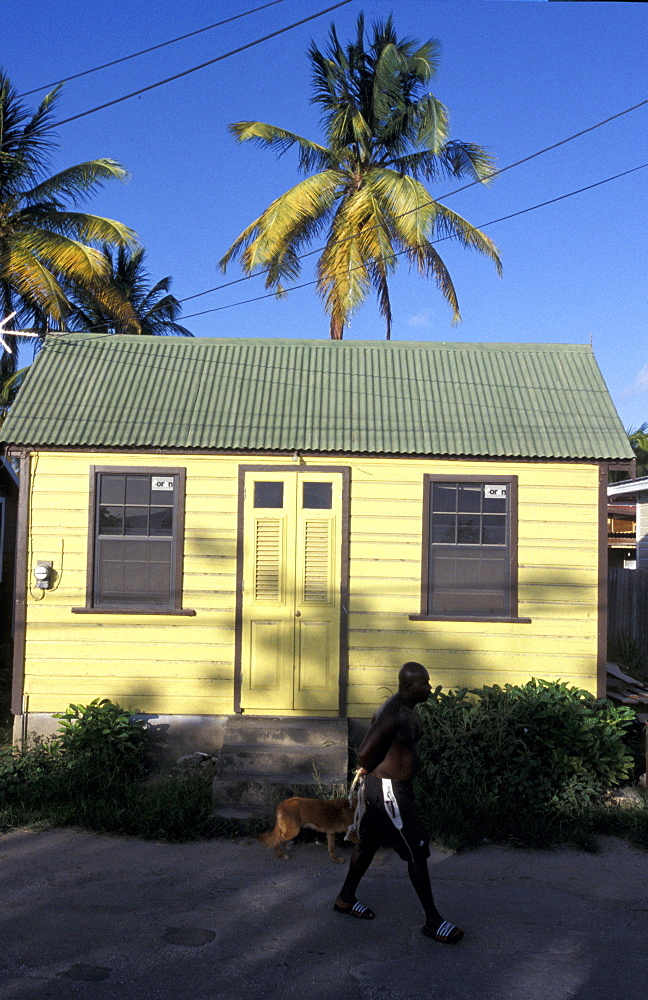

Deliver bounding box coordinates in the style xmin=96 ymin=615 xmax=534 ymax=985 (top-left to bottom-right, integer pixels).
xmin=151 ymin=477 xmax=174 ymax=492
xmin=484 ymin=485 xmax=507 ymax=499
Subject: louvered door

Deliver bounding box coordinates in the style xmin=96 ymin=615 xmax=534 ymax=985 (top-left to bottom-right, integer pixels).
xmin=241 ymin=471 xmax=343 ymax=713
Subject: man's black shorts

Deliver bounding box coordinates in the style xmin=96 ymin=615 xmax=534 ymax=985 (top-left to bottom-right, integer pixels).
xmin=358 ymin=774 xmax=430 ymax=862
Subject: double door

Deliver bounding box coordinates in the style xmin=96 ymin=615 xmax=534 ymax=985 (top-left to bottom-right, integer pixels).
xmin=240 ymin=469 xmax=344 ymax=713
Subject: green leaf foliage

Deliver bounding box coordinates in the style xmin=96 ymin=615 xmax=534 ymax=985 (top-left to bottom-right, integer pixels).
xmin=0 ymin=72 xmax=138 ymax=334
xmin=69 ymin=246 xmax=192 ymax=336
xmin=0 ymin=700 xmax=226 ymax=841
xmin=52 ymin=698 xmax=149 ymax=782
xmin=415 ymin=679 xmax=638 ymax=848
xmin=220 ymin=14 xmax=501 ymax=339
xmin=628 ymin=422 xmax=648 ymax=477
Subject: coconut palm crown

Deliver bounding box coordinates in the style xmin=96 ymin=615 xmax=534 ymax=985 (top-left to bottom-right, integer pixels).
xmin=71 ymin=246 xmax=193 ymax=337
xmin=0 ymin=71 xmax=139 ymax=337
xmin=219 ymin=15 xmax=502 ymax=339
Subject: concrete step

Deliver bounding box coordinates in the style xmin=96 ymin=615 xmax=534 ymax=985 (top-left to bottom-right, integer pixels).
xmin=218 ymin=745 xmax=345 ymax=776
xmin=210 ymin=804 xmax=269 ymax=821
xmin=211 ymin=774 xmax=347 ymax=810
xmin=211 ymin=715 xmax=350 ymax=819
xmin=222 ymin=716 xmax=348 ymax=747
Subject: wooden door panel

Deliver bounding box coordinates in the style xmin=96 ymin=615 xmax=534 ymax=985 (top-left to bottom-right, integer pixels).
xmin=294 ymin=618 xmax=336 ymax=710
xmin=247 ymin=619 xmax=292 ymax=708
xmin=241 ymin=470 xmax=342 ymax=714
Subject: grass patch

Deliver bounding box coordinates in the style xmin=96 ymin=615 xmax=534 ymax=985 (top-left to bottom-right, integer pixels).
xmin=0 ymin=765 xmax=267 ymax=841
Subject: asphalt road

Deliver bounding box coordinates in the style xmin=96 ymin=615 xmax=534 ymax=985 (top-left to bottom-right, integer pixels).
xmin=1 ymin=829 xmax=646 ymax=1000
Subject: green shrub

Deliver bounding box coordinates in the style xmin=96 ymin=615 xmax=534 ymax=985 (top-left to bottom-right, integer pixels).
xmin=1 ymin=699 xmax=150 ymax=817
xmin=415 ymin=679 xmax=637 ymax=848
xmin=0 ymin=735 xmax=62 ymax=802
xmin=53 ymin=698 xmax=149 ymax=785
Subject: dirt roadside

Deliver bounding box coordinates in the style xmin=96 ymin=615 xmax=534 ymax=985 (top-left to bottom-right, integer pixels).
xmin=1 ymin=828 xmax=646 ymax=1000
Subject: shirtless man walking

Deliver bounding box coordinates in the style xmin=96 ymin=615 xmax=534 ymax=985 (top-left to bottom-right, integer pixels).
xmin=334 ymin=661 xmax=464 ymax=944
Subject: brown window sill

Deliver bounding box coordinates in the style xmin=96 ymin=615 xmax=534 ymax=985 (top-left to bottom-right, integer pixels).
xmin=72 ymin=606 xmax=196 ymax=616
xmin=409 ymin=614 xmax=532 ymax=624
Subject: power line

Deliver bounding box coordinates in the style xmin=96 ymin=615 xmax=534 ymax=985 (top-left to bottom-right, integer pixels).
xmin=18 ymin=1 xmax=290 ymax=97
xmin=180 ymin=162 xmax=648 ymax=320
xmin=180 ymin=96 xmax=648 ymax=304
xmin=53 ymin=0 xmax=354 ymax=129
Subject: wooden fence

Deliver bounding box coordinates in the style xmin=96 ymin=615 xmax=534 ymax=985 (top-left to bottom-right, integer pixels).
xmin=608 ymin=568 xmax=648 ymax=661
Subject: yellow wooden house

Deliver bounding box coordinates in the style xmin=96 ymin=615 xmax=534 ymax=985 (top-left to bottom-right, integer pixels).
xmin=1 ymin=335 xmax=634 ymax=753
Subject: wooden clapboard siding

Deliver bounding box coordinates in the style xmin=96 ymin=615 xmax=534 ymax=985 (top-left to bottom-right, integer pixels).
xmin=23 ymin=452 xmax=242 ymax=714
xmin=19 ymin=451 xmax=602 ymax=717
xmin=342 ymin=457 xmax=600 ymax=713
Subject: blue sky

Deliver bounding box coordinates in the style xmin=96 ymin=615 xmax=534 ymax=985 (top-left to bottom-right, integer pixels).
xmin=4 ymin=1 xmax=646 ymax=431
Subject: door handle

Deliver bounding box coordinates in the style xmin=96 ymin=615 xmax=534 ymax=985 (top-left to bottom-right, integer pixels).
xmin=295 ymin=610 xmax=301 ymax=617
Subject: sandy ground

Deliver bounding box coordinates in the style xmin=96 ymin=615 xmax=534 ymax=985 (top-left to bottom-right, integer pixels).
xmin=1 ymin=828 xmax=647 ymax=1000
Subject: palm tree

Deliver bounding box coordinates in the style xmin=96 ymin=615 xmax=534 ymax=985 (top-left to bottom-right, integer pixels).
xmin=71 ymin=246 xmax=192 ymax=336
xmin=0 ymin=71 xmax=139 ymax=336
xmin=219 ymin=15 xmax=501 ymax=339
xmin=628 ymin=424 xmax=648 ymax=477
xmin=0 ymin=355 xmax=28 ymax=427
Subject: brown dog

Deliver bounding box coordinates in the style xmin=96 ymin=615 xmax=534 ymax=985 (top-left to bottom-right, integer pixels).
xmin=259 ymin=796 xmax=357 ymax=863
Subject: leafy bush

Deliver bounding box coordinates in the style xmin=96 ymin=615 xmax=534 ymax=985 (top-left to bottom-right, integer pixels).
xmin=415 ymin=679 xmax=637 ymax=848
xmin=53 ymin=698 xmax=149 ymax=785
xmin=0 ymin=699 xmax=150 ymax=817
xmin=0 ymin=735 xmax=62 ymax=801
xmin=0 ymin=699 xmax=224 ymax=840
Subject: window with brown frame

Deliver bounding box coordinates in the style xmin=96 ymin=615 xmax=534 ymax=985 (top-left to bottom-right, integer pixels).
xmin=417 ymin=475 xmax=521 ymax=620
xmin=84 ymin=467 xmax=187 ymax=611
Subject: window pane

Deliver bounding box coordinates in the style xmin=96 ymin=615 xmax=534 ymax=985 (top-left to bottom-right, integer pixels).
xmin=457 ymin=515 xmax=480 ymax=544
xmin=125 ymin=475 xmax=150 ymax=505
xmin=457 ymin=485 xmax=481 ymax=513
xmin=303 ymin=482 xmax=332 ymax=509
xmin=432 ymin=483 xmax=456 ymax=512
xmin=483 ymin=494 xmax=506 ymax=514
xmin=254 ymin=482 xmax=284 ymax=508
xmin=124 ymin=507 xmax=148 ymax=535
xmin=432 ymin=513 xmax=455 ymax=543
xmin=96 ymin=539 xmax=172 ymax=605
xmin=429 ymin=548 xmax=510 ymax=615
xmin=99 ymin=475 xmax=125 ymax=504
xmin=482 ymin=515 xmax=506 ymax=545
xmin=149 ymin=507 xmax=173 ymax=535
xmin=98 ymin=506 xmax=123 ymax=535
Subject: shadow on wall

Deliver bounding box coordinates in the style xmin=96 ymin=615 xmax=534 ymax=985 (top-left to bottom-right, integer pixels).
xmin=9 ymin=558 xmax=603 ymax=758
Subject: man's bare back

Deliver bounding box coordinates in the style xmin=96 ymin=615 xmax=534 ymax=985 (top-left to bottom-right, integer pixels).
xmin=357 ymin=665 xmax=431 ymax=781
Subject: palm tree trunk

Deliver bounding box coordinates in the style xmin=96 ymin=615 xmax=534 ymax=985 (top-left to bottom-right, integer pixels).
xmin=329 ymin=316 xmax=344 ymax=339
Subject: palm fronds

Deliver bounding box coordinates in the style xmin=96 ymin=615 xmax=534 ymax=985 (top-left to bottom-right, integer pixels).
xmin=0 ymin=71 xmax=137 ymax=336
xmin=220 ymin=14 xmax=501 ymax=338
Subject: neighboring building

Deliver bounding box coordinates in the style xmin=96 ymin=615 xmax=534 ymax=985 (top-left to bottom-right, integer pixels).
xmin=608 ymin=476 xmax=648 ymax=571
xmin=608 ymin=499 xmax=636 ymax=568
xmin=0 ymin=334 xmax=634 ymax=750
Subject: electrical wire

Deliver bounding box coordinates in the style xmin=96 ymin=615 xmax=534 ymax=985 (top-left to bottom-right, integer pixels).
xmin=18 ymin=0 xmax=290 ymax=97
xmin=180 ymin=96 xmax=648 ymax=304
xmin=80 ymin=158 xmax=646 ymax=333
xmin=53 ymin=0 xmax=354 ymax=128
xmin=180 ymin=162 xmax=648 ymax=320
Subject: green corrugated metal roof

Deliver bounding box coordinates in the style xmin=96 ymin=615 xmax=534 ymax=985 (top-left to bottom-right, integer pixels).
xmin=0 ymin=334 xmax=634 ymax=460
